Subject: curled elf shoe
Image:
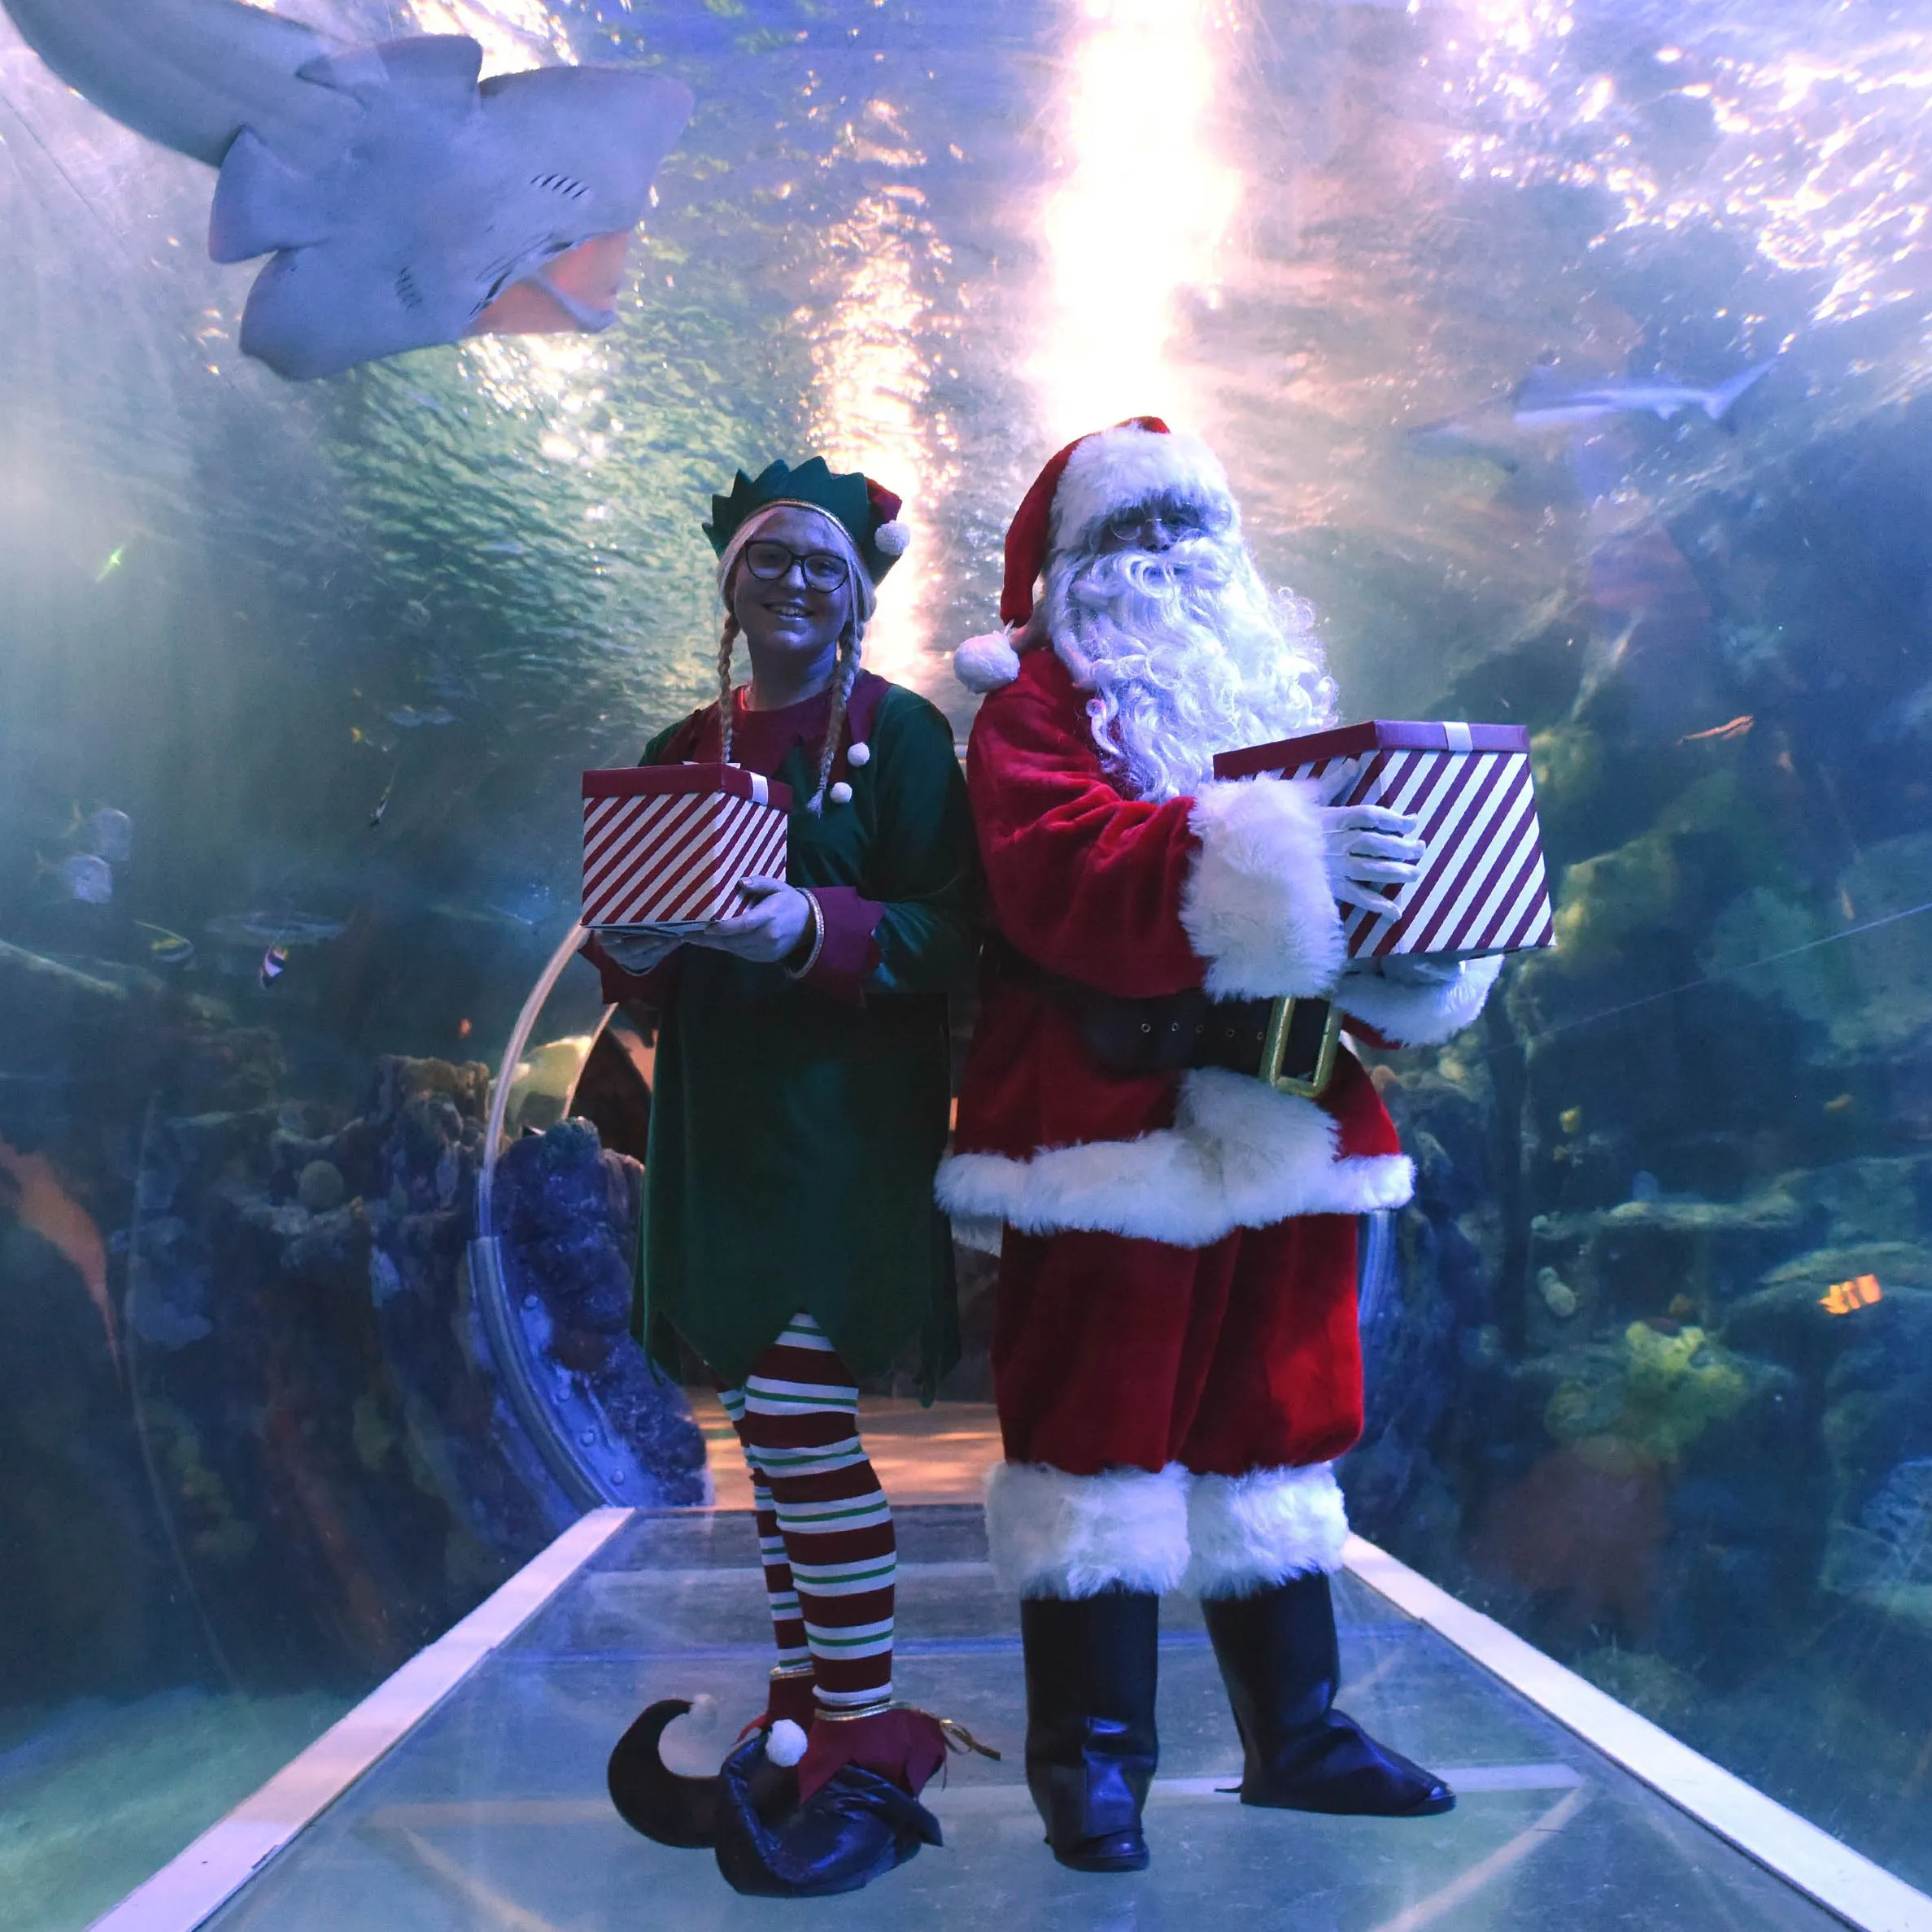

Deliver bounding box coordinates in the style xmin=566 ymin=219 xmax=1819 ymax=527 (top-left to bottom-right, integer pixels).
xmin=607 ymin=1699 xmax=721 ymax=1848
xmin=713 ymin=1706 xmax=998 ymax=1899
xmin=608 ymin=1671 xmax=818 ymax=1850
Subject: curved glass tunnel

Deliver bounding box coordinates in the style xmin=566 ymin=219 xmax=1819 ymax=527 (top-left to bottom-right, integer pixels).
xmin=3 ymin=0 xmax=1932 ymax=1924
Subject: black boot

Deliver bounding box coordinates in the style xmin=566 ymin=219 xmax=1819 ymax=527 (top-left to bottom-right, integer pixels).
xmin=1202 ymin=1573 xmax=1454 ymax=1816
xmin=1021 ymin=1589 xmax=1160 ymax=1872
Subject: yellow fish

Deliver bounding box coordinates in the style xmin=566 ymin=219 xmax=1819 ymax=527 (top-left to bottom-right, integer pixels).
xmin=1559 ymin=1106 xmax=1582 ymax=1133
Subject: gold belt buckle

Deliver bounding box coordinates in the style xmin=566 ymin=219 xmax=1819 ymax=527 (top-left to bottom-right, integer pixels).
xmin=1261 ymin=997 xmax=1342 ymax=1099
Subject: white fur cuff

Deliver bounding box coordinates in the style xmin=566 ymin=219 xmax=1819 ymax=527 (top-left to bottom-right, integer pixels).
xmin=984 ymin=1461 xmax=1190 ymax=1599
xmin=1181 ymin=779 xmax=1345 ymax=1000
xmin=1184 ymin=1463 xmax=1349 ymax=1597
xmin=1336 ymin=953 xmax=1502 ymax=1046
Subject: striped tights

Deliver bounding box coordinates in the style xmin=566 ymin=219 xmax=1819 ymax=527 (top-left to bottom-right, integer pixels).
xmin=718 ymin=1314 xmax=896 ymax=1718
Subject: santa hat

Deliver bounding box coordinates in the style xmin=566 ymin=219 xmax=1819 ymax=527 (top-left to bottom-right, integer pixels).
xmin=953 ymin=417 xmax=1236 ymax=693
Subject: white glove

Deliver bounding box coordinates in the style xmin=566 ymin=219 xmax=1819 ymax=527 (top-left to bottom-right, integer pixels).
xmin=1367 ymin=953 xmax=1463 ymax=986
xmin=600 ymin=931 xmax=680 ymax=975
xmin=1318 ymin=805 xmax=1424 ymax=914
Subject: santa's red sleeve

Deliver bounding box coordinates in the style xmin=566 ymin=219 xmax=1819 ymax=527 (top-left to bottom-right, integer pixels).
xmin=967 ymin=655 xmax=1346 ymax=1001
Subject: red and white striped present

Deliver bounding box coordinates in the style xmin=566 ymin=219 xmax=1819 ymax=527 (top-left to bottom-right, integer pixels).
xmin=1213 ymin=721 xmax=1555 ymax=959
xmin=582 ymin=764 xmax=792 ymax=932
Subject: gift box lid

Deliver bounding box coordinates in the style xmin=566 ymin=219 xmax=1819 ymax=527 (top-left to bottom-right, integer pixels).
xmin=582 ymin=762 xmax=793 ymax=811
xmin=1214 ymin=719 xmax=1529 ymax=781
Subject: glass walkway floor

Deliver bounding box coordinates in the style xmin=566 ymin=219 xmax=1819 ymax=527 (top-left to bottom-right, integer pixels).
xmin=91 ymin=1410 xmax=1932 ymax=1932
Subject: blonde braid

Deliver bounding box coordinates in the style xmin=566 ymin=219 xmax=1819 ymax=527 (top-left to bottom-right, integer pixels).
xmin=715 ymin=613 xmax=740 ymax=763
xmin=808 ymin=620 xmax=862 ymax=813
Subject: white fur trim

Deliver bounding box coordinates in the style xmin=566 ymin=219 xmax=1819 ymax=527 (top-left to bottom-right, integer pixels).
xmin=1184 ymin=1464 xmax=1349 ymax=1595
xmin=953 ymin=631 xmax=1023 ymax=692
xmin=1336 ymin=954 xmax=1502 ymax=1046
xmin=936 ymin=1066 xmax=1413 ymax=1247
xmin=1052 ymin=425 xmax=1235 ymax=552
xmin=874 ymin=518 xmax=909 ymax=557
xmin=985 ymin=1461 xmax=1190 ymax=1598
xmin=1182 ymin=778 xmax=1346 ymax=1000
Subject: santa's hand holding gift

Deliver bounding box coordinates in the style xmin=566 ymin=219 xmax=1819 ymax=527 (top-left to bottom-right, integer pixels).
xmin=942 ymin=418 xmax=1504 ymax=1875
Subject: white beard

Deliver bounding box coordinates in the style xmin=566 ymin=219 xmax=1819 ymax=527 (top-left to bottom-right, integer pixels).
xmin=1045 ymin=530 xmax=1337 ymax=801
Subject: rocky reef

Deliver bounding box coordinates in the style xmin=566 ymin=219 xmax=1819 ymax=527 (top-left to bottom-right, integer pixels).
xmin=1339 ymin=393 xmax=1932 ymax=1885
xmin=0 ymin=944 xmax=704 ymax=1707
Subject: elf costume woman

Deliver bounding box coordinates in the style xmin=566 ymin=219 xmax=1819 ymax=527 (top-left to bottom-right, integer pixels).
xmin=589 ymin=458 xmax=984 ymax=1898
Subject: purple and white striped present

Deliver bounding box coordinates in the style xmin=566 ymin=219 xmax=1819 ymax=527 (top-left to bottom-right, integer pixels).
xmin=582 ymin=764 xmax=792 ymax=932
xmin=1213 ymin=721 xmax=1555 ymax=959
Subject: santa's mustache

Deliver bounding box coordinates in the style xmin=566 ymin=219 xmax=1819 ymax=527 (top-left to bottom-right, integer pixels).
xmin=1064 ymin=533 xmax=1233 ymax=610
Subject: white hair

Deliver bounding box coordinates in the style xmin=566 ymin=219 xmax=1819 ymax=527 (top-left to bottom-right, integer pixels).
xmin=1045 ymin=526 xmax=1336 ymax=801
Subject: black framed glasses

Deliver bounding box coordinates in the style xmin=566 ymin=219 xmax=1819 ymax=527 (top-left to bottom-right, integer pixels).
xmin=741 ymin=539 xmax=850 ymax=591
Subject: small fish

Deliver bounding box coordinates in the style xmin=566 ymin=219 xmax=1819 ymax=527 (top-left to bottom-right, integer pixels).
xmin=259 ymin=944 xmax=290 ymax=988
xmin=1511 ymin=359 xmax=1777 ymax=432
xmin=1667 ymin=1294 xmax=1696 ymax=1322
xmin=1559 ymin=1106 xmax=1583 ymax=1133
xmin=78 ymin=805 xmax=134 ymax=863
xmin=369 ymin=774 xmax=397 ymax=830
xmin=388 ymin=705 xmax=456 ymax=729
xmin=457 ymin=1018 xmax=473 ymax=1040
xmin=1681 ymin=715 xmax=1754 ymax=744
xmin=134 ymin=922 xmax=195 ymax=966
xmin=480 ymin=539 xmax=527 ymax=557
xmin=351 ymin=726 xmax=367 ymax=745
xmin=208 ymin=911 xmax=347 ymax=946
xmin=0 ymin=1135 xmax=118 ymax=1370
xmin=1821 ymin=1274 xmax=1882 ymax=1315
xmin=37 ymin=853 xmax=113 ymax=905
xmin=94 ymin=543 xmax=129 ymax=583
xmin=1824 ymin=1092 xmax=1855 ymax=1114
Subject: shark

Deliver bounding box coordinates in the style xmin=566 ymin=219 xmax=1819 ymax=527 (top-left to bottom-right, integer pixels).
xmin=0 ymin=0 xmax=693 ymax=379
xmin=1509 ymin=358 xmax=1777 ymax=432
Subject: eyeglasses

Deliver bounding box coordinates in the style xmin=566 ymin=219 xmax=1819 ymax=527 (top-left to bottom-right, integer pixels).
xmin=1102 ymin=503 xmax=1209 ymax=548
xmin=741 ymin=539 xmax=850 ymax=591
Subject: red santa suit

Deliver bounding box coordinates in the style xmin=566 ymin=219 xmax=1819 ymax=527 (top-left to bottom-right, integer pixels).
xmin=938 ymin=421 xmax=1500 ymax=1607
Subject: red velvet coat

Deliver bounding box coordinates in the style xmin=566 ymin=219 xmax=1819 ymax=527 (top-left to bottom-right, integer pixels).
xmin=938 ymin=650 xmax=1500 ymax=1249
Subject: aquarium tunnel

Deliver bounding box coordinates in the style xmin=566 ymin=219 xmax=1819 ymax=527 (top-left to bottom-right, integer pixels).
xmin=5 ymin=0 xmax=1932 ymax=1925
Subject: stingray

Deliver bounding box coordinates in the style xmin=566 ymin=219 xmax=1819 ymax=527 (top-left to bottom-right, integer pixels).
xmin=0 ymin=0 xmax=692 ymax=378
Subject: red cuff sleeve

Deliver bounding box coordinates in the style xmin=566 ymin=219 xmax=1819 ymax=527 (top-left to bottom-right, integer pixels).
xmin=800 ymin=885 xmax=884 ymax=1004
xmin=580 ymin=933 xmax=680 ymax=1008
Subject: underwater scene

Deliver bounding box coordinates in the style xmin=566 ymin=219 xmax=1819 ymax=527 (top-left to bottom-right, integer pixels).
xmin=3 ymin=0 xmax=1932 ymax=1922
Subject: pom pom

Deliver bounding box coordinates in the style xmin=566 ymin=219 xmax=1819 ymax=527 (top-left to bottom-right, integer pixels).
xmin=828 ymin=781 xmax=854 ymax=806
xmin=847 ymin=741 xmax=870 ymax=767
xmin=766 ymin=1718 xmax=809 ymax=1767
xmin=873 ymin=518 xmax=909 ymax=557
xmin=953 ymin=630 xmax=1023 ymax=693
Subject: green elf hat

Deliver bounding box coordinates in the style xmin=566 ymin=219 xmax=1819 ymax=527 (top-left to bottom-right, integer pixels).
xmin=703 ymin=456 xmax=909 ymax=586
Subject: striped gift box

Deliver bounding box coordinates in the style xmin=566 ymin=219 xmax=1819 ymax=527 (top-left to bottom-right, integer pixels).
xmin=1213 ymin=721 xmax=1555 ymax=958
xmin=582 ymin=764 xmax=792 ymax=931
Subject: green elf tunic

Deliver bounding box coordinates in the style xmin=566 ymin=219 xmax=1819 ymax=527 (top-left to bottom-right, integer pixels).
xmin=584 ymin=669 xmax=982 ymax=1392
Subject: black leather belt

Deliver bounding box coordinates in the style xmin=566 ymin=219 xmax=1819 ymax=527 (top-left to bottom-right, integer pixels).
xmin=992 ymin=939 xmax=1340 ymax=1097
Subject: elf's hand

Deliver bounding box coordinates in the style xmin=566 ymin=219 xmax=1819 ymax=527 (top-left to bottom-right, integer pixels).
xmin=600 ymin=931 xmax=680 ymax=975
xmin=691 ymin=877 xmax=814 ymax=964
xmin=1318 ymin=805 xmax=1424 ymax=913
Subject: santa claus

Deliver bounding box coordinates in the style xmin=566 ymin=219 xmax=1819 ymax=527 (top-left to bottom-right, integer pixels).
xmin=941 ymin=417 xmax=1502 ymax=1873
